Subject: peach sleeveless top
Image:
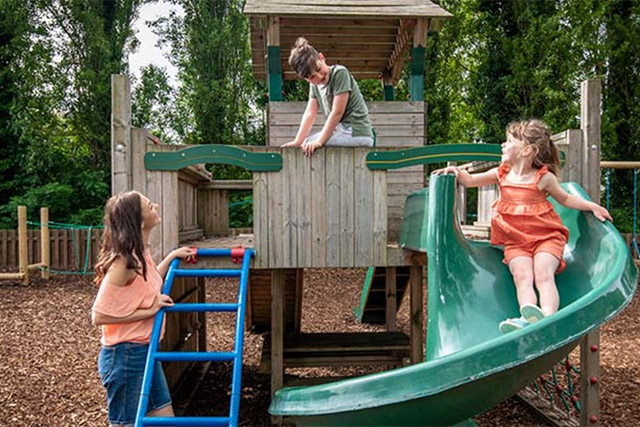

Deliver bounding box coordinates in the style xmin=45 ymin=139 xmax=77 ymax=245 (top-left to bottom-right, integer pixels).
xmin=92 ymin=253 xmax=165 ymax=346
xmin=490 ymin=164 xmax=569 ymax=247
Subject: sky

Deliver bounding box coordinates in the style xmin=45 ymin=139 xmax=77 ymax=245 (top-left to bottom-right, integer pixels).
xmin=129 ymin=1 xmax=182 ymax=86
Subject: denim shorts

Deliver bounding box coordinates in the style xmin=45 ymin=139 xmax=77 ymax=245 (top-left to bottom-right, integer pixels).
xmin=98 ymin=342 xmax=172 ymax=426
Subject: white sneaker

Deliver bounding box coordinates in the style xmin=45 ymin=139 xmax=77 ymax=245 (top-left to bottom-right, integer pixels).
xmin=499 ymin=317 xmax=529 ymax=334
xmin=520 ymin=304 xmax=546 ymax=324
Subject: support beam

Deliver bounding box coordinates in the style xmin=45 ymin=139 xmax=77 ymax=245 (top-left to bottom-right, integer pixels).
xmin=267 ymin=17 xmax=283 ymax=101
xmin=579 ymin=78 xmax=602 ymax=427
xmin=385 ymin=267 xmax=397 ymax=331
xmin=410 ymin=265 xmax=423 ymax=363
xmin=581 ymin=79 xmax=602 ymax=203
xmin=271 ymin=270 xmax=285 ymax=395
xmin=387 ymin=18 xmax=414 ymax=85
xmin=409 ymin=18 xmax=428 ymax=102
xmin=271 ymin=269 xmax=285 ymax=425
xmin=382 ymin=72 xmax=395 ymax=101
xmin=111 ymin=75 xmax=132 ymax=194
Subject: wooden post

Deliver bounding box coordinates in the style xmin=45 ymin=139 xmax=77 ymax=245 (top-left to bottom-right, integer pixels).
xmin=271 ymin=270 xmax=285 ymax=395
xmin=267 ymin=17 xmax=283 ymax=102
xmin=111 ymin=75 xmax=132 ymax=195
xmin=271 ymin=269 xmax=285 ymax=425
xmin=382 ymin=71 xmax=395 ymax=101
xmin=197 ymin=276 xmax=207 ymax=352
xmin=385 ymin=267 xmax=397 ymax=331
xmin=40 ymin=208 xmax=50 ymax=279
xmin=581 ymin=79 xmax=602 ymax=203
xmin=409 ymin=265 xmax=423 ymax=363
xmin=579 ymin=78 xmax=601 ymax=427
xmin=410 ymin=18 xmax=428 ymax=102
xmin=18 ymin=206 xmax=28 ymax=285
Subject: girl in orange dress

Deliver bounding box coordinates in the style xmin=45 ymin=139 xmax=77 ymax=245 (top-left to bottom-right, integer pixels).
xmin=434 ymin=119 xmax=612 ymax=333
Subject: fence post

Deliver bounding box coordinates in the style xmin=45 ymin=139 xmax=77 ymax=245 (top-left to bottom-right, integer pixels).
xmin=579 ymin=78 xmax=601 ymax=427
xmin=41 ymin=208 xmax=50 ymax=279
xmin=18 ymin=206 xmax=28 ymax=285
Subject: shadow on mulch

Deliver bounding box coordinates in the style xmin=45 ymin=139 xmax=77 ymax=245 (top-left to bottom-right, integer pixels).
xmin=0 ymin=270 xmax=637 ymax=426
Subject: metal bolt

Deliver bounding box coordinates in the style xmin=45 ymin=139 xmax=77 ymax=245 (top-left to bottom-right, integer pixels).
xmin=115 ymin=144 xmax=125 ymax=152
xmin=590 ymin=376 xmax=598 ymax=385
xmin=590 ymin=344 xmax=598 ymax=352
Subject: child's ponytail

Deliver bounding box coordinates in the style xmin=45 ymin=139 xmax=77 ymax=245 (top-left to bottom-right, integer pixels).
xmin=507 ymin=119 xmax=560 ymax=175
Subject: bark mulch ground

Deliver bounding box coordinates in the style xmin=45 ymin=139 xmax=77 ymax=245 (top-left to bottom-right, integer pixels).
xmin=0 ymin=270 xmax=638 ymax=426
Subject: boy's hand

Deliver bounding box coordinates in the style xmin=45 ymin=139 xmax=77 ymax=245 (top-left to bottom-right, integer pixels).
xmin=282 ymin=140 xmax=302 ymax=147
xmin=432 ymin=166 xmax=460 ymax=177
xmin=302 ymin=140 xmax=322 ymax=157
xmin=591 ymin=204 xmax=613 ymax=222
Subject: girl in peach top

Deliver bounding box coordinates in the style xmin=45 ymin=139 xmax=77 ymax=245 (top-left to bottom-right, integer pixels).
xmin=91 ymin=191 xmax=194 ymax=426
xmin=434 ymin=119 xmax=611 ymax=333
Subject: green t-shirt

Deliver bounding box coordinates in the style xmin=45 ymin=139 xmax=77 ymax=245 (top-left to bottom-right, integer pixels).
xmin=309 ymin=65 xmax=372 ymax=138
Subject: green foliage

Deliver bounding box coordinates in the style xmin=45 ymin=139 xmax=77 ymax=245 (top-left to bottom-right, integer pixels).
xmin=0 ymin=0 xmax=144 ymax=227
xmin=152 ymin=0 xmax=263 ymax=146
xmin=0 ymin=0 xmax=637 ymax=234
xmin=228 ymin=191 xmax=252 ymax=229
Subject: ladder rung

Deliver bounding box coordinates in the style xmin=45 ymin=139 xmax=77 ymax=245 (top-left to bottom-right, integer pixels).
xmin=174 ymin=268 xmax=242 ymax=278
xmin=142 ymin=416 xmax=231 ymax=426
xmin=154 ymin=351 xmax=236 ymax=362
xmin=166 ymin=303 xmax=239 ymax=313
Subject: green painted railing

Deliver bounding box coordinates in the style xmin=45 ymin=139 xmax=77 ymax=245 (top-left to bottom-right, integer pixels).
xmin=144 ymin=145 xmax=283 ymax=172
xmin=366 ymin=143 xmax=502 ymax=170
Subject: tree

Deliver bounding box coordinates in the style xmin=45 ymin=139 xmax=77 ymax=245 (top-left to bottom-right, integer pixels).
xmin=153 ymin=0 xmax=261 ymax=146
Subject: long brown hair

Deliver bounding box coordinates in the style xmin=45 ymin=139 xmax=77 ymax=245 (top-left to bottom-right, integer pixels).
xmin=94 ymin=191 xmax=147 ymax=285
xmin=506 ymin=119 xmax=560 ymax=175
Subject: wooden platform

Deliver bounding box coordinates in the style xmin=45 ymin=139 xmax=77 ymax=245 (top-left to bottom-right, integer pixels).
xmin=260 ymin=332 xmax=411 ymax=372
xmin=182 ymin=234 xmax=426 ymax=269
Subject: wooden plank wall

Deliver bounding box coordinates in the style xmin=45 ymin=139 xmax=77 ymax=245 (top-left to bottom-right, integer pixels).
xmin=197 ymin=189 xmax=230 ymax=236
xmin=251 ymin=147 xmax=388 ymax=269
xmin=267 ymin=101 xmax=425 ymax=241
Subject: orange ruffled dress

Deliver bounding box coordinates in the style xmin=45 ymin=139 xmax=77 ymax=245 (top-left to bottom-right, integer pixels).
xmin=491 ymin=164 xmax=569 ymax=272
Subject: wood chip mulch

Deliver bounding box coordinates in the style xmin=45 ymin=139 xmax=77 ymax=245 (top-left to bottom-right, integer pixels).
xmin=0 ymin=271 xmax=638 ymax=426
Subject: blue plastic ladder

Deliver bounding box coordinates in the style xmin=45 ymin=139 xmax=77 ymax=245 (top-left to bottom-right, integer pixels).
xmin=134 ymin=248 xmax=254 ymax=427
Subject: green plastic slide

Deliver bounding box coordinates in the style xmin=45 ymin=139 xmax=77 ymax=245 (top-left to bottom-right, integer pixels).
xmin=268 ymin=174 xmax=637 ymax=426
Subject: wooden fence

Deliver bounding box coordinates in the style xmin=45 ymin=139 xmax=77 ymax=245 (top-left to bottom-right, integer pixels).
xmin=0 ymin=228 xmax=102 ymax=272
xmin=0 ymin=227 xmax=636 ymax=272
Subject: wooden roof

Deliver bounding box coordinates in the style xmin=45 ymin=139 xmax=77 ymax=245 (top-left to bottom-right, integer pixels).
xmin=245 ymin=1 xmax=452 ymax=82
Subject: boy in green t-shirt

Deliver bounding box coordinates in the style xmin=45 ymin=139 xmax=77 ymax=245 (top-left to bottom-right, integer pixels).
xmin=282 ymin=37 xmax=373 ymax=157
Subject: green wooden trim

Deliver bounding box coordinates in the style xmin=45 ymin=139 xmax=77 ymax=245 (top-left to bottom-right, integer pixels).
xmin=383 ymin=85 xmax=395 ymax=101
xmin=366 ymin=143 xmax=502 ymax=170
xmin=267 ymin=45 xmax=283 ymax=101
xmin=144 ymin=145 xmax=283 ymax=172
xmin=410 ymin=46 xmax=425 ymax=101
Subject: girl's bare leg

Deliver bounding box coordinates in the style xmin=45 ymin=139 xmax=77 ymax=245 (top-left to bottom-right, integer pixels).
xmin=508 ymin=256 xmax=536 ymax=308
xmin=533 ymin=252 xmax=561 ymax=316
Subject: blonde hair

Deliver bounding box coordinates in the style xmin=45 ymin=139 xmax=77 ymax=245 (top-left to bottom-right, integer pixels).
xmin=288 ymin=37 xmax=320 ymax=79
xmin=506 ymin=119 xmax=560 ymax=175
